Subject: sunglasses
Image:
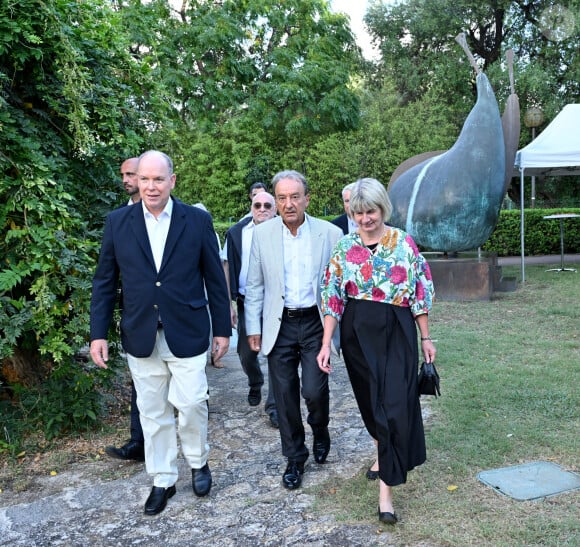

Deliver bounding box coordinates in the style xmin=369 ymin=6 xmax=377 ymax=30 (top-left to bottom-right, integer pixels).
xmin=253 ymin=202 xmax=273 ymax=210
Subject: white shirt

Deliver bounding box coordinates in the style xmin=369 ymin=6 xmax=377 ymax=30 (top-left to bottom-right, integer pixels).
xmin=347 ymin=216 xmax=358 ymax=234
xmin=221 ymin=220 xmax=255 ymax=295
xmin=143 ymin=199 xmax=173 ymax=272
xmin=282 ymin=218 xmax=316 ymax=308
xmin=238 ymin=221 xmax=255 ymax=295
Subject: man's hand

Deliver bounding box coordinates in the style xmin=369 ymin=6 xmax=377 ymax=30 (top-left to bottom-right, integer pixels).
xmin=211 ymin=336 xmax=230 ymax=361
xmin=90 ymin=339 xmax=109 ymax=369
xmin=230 ymin=302 xmax=238 ymax=328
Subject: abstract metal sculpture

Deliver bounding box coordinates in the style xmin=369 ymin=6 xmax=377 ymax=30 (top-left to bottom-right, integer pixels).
xmin=387 ymin=34 xmax=513 ymax=252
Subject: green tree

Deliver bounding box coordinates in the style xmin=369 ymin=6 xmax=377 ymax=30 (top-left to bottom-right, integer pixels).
xmin=365 ymin=0 xmax=578 ymax=112
xmin=0 ymin=0 xmax=165 ymax=435
xmin=157 ymin=0 xmax=361 ymax=135
xmin=148 ymin=0 xmax=364 ymax=216
xmin=364 ymin=0 xmax=579 ymax=204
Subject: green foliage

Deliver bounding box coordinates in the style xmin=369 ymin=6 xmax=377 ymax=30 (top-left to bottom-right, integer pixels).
xmin=17 ymin=364 xmax=101 ymax=440
xmin=172 ymin=121 xmax=277 ymax=220
xmin=0 ymin=0 xmax=165 ymax=451
xmin=483 ymin=208 xmax=580 ymax=255
xmin=163 ymin=0 xmax=364 ymax=220
xmin=365 ymin=0 xmax=579 ymax=113
xmin=154 ymin=0 xmax=361 ymax=138
xmin=1 ymin=358 xmax=122 ymax=451
xmin=0 ymin=1 xmax=161 ymax=396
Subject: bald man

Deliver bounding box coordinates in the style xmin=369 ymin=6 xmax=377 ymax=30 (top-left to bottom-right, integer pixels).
xmin=90 ymin=150 xmax=231 ymax=515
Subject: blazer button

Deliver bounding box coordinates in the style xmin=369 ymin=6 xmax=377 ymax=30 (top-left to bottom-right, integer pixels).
xmin=155 ymin=281 xmax=161 ymax=287
xmin=153 ymin=304 xmax=158 ymax=310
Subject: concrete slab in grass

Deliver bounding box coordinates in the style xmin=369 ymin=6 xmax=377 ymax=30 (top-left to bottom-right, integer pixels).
xmin=477 ymin=461 xmax=580 ymax=501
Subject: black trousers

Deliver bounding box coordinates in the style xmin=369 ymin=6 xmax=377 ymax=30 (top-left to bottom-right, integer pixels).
xmin=237 ymin=297 xmax=276 ymax=414
xmin=130 ymin=381 xmax=144 ymax=444
xmin=341 ymin=299 xmax=426 ymax=486
xmin=267 ymin=311 xmax=328 ymax=463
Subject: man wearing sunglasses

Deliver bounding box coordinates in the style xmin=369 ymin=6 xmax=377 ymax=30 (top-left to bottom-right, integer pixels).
xmin=239 ymin=181 xmax=268 ymax=220
xmin=222 ymin=191 xmax=279 ymax=427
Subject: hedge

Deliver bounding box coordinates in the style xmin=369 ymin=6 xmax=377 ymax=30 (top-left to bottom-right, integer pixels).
xmin=482 ymin=208 xmax=580 ymax=256
xmin=214 ymin=208 xmax=580 ymax=258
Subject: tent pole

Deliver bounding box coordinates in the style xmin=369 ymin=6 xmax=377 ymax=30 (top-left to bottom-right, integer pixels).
xmin=520 ymin=168 xmax=525 ymax=283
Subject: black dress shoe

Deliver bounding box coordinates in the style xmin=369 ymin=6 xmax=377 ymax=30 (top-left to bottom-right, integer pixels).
xmin=378 ymin=508 xmax=397 ymax=524
xmin=192 ymin=463 xmax=212 ymax=497
xmin=144 ymin=485 xmax=176 ymax=515
xmin=312 ymin=429 xmax=331 ymax=464
xmin=248 ymin=388 xmax=262 ymax=406
xmin=268 ymin=411 xmax=279 ymax=428
xmin=366 ymin=468 xmax=379 ymax=481
xmin=105 ymin=440 xmax=144 ymax=462
xmin=282 ymin=461 xmax=304 ymax=490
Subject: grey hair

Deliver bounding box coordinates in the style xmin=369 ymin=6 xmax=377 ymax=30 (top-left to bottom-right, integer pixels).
xmin=349 ymin=178 xmax=393 ymax=222
xmin=271 ymin=170 xmax=309 ymax=195
xmin=138 ymin=150 xmax=174 ymax=175
xmin=341 ymin=182 xmax=356 ymax=198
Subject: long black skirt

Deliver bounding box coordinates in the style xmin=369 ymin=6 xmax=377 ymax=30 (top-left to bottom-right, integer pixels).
xmin=341 ymin=299 xmax=426 ymax=486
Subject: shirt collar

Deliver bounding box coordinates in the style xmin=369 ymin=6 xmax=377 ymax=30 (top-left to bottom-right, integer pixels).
xmin=282 ymin=214 xmax=309 ymax=237
xmin=142 ymin=197 xmax=173 ymax=220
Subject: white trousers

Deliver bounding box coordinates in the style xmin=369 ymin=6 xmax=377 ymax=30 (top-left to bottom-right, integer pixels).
xmin=126 ymin=329 xmax=209 ymax=488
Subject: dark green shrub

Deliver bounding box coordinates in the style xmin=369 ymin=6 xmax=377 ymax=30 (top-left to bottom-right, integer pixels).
xmin=1 ymin=356 xmax=124 ymax=454
xmin=484 ymin=208 xmax=580 ymax=256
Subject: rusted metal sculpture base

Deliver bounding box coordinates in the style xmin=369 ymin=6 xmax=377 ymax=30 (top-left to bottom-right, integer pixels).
xmin=425 ymin=252 xmax=516 ymax=301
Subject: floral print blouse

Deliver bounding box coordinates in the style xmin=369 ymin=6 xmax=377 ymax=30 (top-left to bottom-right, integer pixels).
xmin=321 ymin=227 xmax=434 ymax=319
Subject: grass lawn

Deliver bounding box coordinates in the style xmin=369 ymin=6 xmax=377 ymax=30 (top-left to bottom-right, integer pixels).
xmin=313 ymin=264 xmax=579 ymax=546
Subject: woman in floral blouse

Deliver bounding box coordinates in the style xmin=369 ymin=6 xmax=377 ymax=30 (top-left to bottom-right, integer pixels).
xmin=316 ymin=178 xmax=436 ymax=525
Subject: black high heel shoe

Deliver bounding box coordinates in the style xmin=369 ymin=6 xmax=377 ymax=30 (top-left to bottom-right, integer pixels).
xmin=378 ymin=507 xmax=397 ymax=524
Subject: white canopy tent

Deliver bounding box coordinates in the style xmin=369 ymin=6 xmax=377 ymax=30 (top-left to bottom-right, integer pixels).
xmin=514 ymin=104 xmax=580 ymax=281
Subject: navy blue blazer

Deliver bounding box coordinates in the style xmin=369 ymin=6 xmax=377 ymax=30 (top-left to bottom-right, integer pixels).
xmin=224 ymin=216 xmax=253 ymax=300
xmin=90 ymin=198 xmax=231 ymax=358
xmin=331 ymin=213 xmax=349 ymax=235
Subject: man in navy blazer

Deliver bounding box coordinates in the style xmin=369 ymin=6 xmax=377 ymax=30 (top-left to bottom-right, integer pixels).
xmin=331 ymin=182 xmax=357 ymax=235
xmin=222 ymin=191 xmax=278 ymax=426
xmin=90 ymin=150 xmax=230 ymax=515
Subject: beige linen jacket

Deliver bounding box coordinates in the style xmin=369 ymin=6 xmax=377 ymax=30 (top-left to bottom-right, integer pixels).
xmin=244 ymin=214 xmax=343 ymax=356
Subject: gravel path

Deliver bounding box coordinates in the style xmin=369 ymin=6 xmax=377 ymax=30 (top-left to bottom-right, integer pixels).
xmin=1 ymin=344 xmax=403 ymax=546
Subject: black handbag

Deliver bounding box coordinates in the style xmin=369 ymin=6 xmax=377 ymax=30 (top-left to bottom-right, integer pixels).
xmin=418 ymin=361 xmax=441 ymax=397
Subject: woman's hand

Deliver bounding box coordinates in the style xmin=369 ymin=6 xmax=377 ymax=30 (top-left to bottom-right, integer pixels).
xmin=316 ymin=345 xmax=332 ymax=374
xmin=421 ymin=339 xmax=436 ymax=363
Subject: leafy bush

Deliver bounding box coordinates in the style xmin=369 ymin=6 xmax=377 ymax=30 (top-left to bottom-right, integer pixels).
xmin=0 ymin=0 xmax=159 ymax=451
xmin=17 ymin=362 xmax=111 ymax=440
xmin=483 ymin=208 xmax=580 ymax=256
xmin=1 ymin=356 xmax=124 ymax=455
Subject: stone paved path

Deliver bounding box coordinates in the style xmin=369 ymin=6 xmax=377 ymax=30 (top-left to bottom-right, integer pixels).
xmin=1 ymin=341 xmax=403 ymax=546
